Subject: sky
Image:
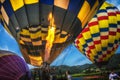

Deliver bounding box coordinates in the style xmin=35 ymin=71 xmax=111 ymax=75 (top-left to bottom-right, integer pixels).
xmin=0 ymin=0 xmax=120 ymax=68
xmin=0 ymin=24 xmax=22 ymax=57
xmin=106 ymin=0 xmax=120 ymax=10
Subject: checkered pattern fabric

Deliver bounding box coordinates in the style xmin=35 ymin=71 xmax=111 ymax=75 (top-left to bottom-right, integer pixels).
xmin=75 ymin=2 xmax=120 ymax=63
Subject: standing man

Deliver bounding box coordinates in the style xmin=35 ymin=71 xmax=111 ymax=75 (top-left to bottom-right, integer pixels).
xmin=109 ymin=70 xmax=120 ymax=80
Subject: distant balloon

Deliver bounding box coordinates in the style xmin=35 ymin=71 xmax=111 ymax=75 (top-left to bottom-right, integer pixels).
xmin=0 ymin=50 xmax=30 ymax=80
xmin=75 ymin=2 xmax=120 ymax=67
xmin=0 ymin=0 xmax=105 ymax=66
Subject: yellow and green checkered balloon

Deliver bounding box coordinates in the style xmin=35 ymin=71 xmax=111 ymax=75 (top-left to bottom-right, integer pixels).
xmin=75 ymin=2 xmax=120 ymax=66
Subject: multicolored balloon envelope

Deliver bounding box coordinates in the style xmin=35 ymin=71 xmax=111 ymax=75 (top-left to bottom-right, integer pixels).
xmin=0 ymin=0 xmax=105 ymax=66
xmin=75 ymin=2 xmax=120 ymax=66
xmin=0 ymin=50 xmax=30 ymax=80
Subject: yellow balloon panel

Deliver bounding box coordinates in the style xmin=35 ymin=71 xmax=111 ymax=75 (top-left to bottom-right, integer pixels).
xmin=24 ymin=0 xmax=39 ymax=4
xmin=10 ymin=0 xmax=24 ymax=11
xmin=77 ymin=1 xmax=90 ymax=25
xmin=29 ymin=55 xmax=43 ymax=66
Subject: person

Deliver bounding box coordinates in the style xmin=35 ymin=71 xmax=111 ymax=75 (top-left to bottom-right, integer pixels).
xmin=66 ymin=70 xmax=72 ymax=80
xmin=109 ymin=71 xmax=120 ymax=80
xmin=50 ymin=68 xmax=57 ymax=80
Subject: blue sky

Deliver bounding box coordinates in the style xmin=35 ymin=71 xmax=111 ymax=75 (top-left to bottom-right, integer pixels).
xmin=0 ymin=0 xmax=120 ymax=68
xmin=106 ymin=0 xmax=120 ymax=10
xmin=50 ymin=44 xmax=92 ymax=66
xmin=0 ymin=23 xmax=22 ymax=57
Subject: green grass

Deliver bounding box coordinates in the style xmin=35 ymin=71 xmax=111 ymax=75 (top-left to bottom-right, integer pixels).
xmin=72 ymin=72 xmax=101 ymax=77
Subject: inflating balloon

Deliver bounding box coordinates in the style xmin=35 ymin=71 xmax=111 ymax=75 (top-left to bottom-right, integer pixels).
xmin=75 ymin=2 xmax=120 ymax=67
xmin=0 ymin=50 xmax=30 ymax=80
xmin=0 ymin=0 xmax=105 ymax=66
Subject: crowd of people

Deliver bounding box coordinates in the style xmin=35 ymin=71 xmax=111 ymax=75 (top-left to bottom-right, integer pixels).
xmin=35 ymin=62 xmax=72 ymax=80
xmin=31 ymin=67 xmax=72 ymax=80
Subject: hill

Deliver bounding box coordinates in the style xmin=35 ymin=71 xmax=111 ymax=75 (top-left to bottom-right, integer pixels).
xmin=51 ymin=54 xmax=120 ymax=74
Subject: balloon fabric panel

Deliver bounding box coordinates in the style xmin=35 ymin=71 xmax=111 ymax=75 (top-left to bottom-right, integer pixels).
xmin=40 ymin=0 xmax=54 ymax=5
xmin=10 ymin=0 xmax=24 ymax=11
xmin=54 ymin=0 xmax=69 ymax=9
xmin=24 ymin=0 xmax=39 ymax=4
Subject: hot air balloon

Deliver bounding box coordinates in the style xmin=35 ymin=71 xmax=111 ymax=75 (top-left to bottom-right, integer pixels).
xmin=0 ymin=50 xmax=30 ymax=80
xmin=0 ymin=0 xmax=105 ymax=66
xmin=75 ymin=2 xmax=120 ymax=67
